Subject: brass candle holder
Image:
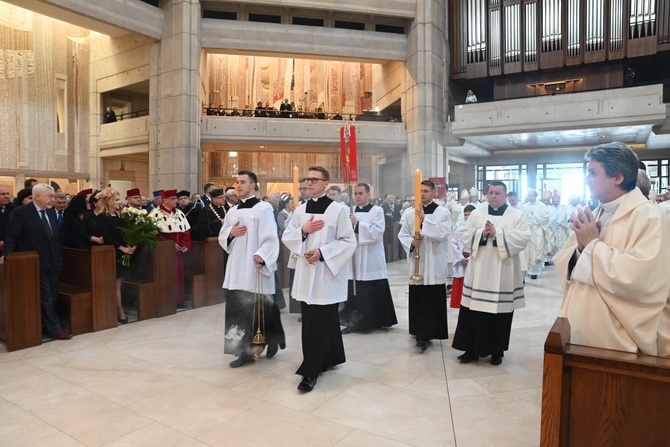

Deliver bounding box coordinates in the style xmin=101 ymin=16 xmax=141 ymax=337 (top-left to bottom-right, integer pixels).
xmin=410 ymin=233 xmax=424 ymax=281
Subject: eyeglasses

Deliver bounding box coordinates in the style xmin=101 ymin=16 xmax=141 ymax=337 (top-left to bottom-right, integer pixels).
xmin=305 ymin=178 xmax=326 ymax=184
xmin=298 ymin=187 xmax=308 ymax=191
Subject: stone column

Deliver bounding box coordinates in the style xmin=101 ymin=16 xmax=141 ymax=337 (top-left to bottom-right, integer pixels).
xmin=403 ymin=0 xmax=449 ymax=190
xmin=149 ymin=0 xmax=202 ymax=193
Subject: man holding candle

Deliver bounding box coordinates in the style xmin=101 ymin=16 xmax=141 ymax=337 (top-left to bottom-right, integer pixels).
xmin=398 ymin=178 xmax=452 ymax=351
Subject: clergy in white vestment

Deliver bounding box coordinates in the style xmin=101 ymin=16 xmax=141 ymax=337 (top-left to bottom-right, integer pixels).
xmin=452 ymin=182 xmax=530 ymax=365
xmin=282 ymin=166 xmax=356 ymax=392
xmin=547 ymin=191 xmax=570 ymax=263
xmin=507 ymin=191 xmax=528 ymax=274
xmin=521 ymin=188 xmax=550 ymax=279
xmin=219 ymin=171 xmax=285 ymax=368
xmin=398 ymin=180 xmax=452 ymax=352
xmin=554 ymin=143 xmax=670 ymax=356
xmin=340 ymin=183 xmax=398 ymax=334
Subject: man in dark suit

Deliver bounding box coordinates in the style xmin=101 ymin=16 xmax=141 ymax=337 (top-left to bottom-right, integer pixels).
xmin=1 ymin=183 xmax=71 ymax=340
xmin=0 ymin=185 xmax=15 ymax=253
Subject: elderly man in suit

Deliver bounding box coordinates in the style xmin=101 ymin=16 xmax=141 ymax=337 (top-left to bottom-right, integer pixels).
xmin=1 ymin=183 xmax=71 ymax=340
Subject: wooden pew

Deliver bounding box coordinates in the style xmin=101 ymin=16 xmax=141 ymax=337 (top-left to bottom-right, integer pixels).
xmin=122 ymin=240 xmax=176 ymax=320
xmin=59 ymin=246 xmax=117 ymax=334
xmin=541 ymin=317 xmax=670 ymax=447
xmin=204 ymin=237 xmax=225 ymax=306
xmin=0 ymin=252 xmax=42 ymax=351
xmin=184 ymin=241 xmax=207 ymax=308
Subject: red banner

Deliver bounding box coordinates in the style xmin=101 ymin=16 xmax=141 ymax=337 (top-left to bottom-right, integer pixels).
xmin=340 ymin=125 xmax=358 ymax=182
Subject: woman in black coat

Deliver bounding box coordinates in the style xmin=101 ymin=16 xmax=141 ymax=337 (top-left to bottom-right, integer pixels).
xmin=60 ymin=195 xmax=88 ymax=249
xmin=97 ymin=188 xmax=137 ymax=324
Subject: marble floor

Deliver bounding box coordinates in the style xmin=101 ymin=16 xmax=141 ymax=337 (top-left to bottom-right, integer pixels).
xmin=0 ymin=261 xmax=563 ymax=447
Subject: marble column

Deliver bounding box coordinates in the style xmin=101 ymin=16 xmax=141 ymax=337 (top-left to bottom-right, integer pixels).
xmin=149 ymin=0 xmax=202 ymax=194
xmin=403 ymin=0 xmax=449 ymax=191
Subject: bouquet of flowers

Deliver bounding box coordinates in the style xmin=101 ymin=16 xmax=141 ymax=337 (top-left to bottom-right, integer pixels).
xmin=117 ymin=208 xmax=161 ymax=267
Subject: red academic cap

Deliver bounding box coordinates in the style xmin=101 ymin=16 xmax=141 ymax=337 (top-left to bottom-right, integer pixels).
xmin=77 ymin=188 xmax=93 ymax=196
xmin=126 ymin=188 xmax=141 ymax=197
xmin=160 ymin=189 xmax=177 ymax=199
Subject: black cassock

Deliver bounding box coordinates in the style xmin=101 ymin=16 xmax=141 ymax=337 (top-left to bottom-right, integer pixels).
xmin=408 ymin=202 xmax=448 ymax=342
xmin=295 ymin=196 xmax=346 ymax=379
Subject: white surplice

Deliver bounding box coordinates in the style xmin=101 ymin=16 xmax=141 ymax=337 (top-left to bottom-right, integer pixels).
xmin=349 ymin=205 xmax=387 ymax=281
xmin=521 ymin=200 xmax=550 ymax=270
xmin=219 ymin=201 xmax=279 ymax=294
xmin=458 ymin=205 xmax=530 ymax=314
xmin=282 ymin=200 xmax=356 ymax=305
xmin=398 ymin=203 xmax=452 ymax=285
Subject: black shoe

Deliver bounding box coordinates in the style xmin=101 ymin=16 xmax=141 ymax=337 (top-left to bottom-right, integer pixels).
xmin=297 ymin=376 xmax=317 ymax=392
xmin=491 ymin=355 xmax=503 ymax=365
xmin=341 ymin=325 xmax=355 ymax=334
xmin=229 ymin=355 xmax=254 ymax=368
xmin=279 ymin=337 xmax=286 ymax=350
xmin=530 ymin=275 xmax=538 ymax=280
xmin=117 ymin=316 xmax=129 ymax=324
xmin=416 ymin=339 xmax=428 ymax=351
xmin=177 ymin=303 xmax=191 ymax=310
xmin=544 ymin=261 xmax=550 ymax=266
xmin=266 ymin=343 xmax=279 ymax=359
xmin=457 ymin=352 xmax=477 ymax=363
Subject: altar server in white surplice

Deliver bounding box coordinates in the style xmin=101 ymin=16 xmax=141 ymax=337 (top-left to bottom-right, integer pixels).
xmin=398 ymin=180 xmax=452 ymax=352
xmin=282 ymin=166 xmax=356 ymax=393
xmin=452 ymin=181 xmax=530 ymax=366
xmin=219 ymin=170 xmax=285 ymax=368
xmin=340 ymin=183 xmax=398 ymax=334
xmin=553 ymin=143 xmax=670 ymax=356
xmin=522 ymin=188 xmax=550 ymax=279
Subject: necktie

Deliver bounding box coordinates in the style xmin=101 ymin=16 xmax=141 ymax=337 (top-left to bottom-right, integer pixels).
xmin=57 ymin=211 xmax=63 ymax=226
xmin=40 ymin=209 xmax=53 ymax=237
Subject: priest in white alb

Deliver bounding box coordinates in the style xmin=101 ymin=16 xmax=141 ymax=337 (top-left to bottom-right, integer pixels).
xmin=398 ymin=179 xmax=452 ymax=352
xmin=282 ymin=166 xmax=356 ymax=392
xmin=521 ymin=188 xmax=550 ymax=279
xmin=452 ymin=181 xmax=530 ymax=365
xmin=340 ymin=182 xmax=397 ymax=334
xmin=554 ymin=143 xmax=670 ymax=356
xmin=219 ymin=170 xmax=285 ymax=368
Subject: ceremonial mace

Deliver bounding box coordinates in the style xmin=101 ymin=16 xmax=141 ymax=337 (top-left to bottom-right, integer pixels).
xmin=252 ymin=264 xmax=266 ymax=359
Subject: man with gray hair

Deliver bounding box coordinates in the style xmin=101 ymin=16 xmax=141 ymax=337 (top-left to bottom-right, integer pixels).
xmin=554 ymin=142 xmax=670 ymax=356
xmin=1 ymin=183 xmax=71 ymax=340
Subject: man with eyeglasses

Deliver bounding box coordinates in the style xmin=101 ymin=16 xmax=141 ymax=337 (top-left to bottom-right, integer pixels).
xmin=223 ymin=187 xmax=238 ymax=212
xmin=282 ymin=166 xmax=356 ymax=392
xmin=177 ymin=190 xmax=200 ymax=232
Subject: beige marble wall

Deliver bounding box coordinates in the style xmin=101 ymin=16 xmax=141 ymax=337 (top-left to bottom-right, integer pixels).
xmin=402 ymin=0 xmax=449 ymax=190
xmin=89 ymin=32 xmax=155 ymax=189
xmin=0 ymin=4 xmax=90 ymax=181
xmin=150 ymin=0 xmax=202 ymax=194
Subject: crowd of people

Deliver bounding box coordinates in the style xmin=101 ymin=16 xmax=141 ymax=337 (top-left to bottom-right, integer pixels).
xmin=1 ymin=142 xmax=669 ymax=393
xmin=204 ymin=98 xmax=401 ymax=122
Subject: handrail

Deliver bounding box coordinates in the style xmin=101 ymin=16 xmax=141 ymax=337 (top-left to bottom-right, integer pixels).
xmin=202 ymin=106 xmax=402 ymax=122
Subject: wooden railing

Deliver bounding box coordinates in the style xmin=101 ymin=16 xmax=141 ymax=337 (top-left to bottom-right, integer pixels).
xmin=184 ymin=237 xmax=226 ymax=307
xmin=541 ymin=317 xmax=670 ymax=446
xmin=0 ymin=252 xmax=42 ymax=351
xmin=59 ymin=246 xmax=117 ymax=334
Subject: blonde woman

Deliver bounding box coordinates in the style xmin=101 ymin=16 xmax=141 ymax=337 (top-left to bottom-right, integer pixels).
xmin=97 ymin=187 xmax=136 ymax=324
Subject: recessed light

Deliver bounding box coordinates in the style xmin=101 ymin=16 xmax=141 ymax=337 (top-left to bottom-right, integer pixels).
xmin=229 ymin=151 xmax=237 ymax=157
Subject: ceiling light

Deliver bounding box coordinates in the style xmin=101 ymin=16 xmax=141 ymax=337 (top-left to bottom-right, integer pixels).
xmin=229 ymin=151 xmax=237 ymax=157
